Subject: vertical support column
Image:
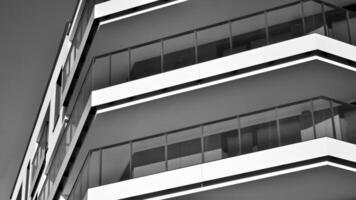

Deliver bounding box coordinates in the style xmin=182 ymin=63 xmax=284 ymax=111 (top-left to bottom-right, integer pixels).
xmin=264 ymin=11 xmax=270 ymax=45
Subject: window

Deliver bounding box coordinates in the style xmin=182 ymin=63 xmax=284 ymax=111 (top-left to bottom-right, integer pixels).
xmin=16 ymin=185 xmax=22 ymax=200
xmin=54 ymin=71 xmax=62 ymax=129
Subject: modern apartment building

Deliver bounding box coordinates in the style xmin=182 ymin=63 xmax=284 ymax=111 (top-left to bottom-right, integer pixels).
xmin=10 ymin=0 xmax=356 ymax=199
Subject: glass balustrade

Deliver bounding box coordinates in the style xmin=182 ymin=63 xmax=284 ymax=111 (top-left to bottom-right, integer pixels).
xmin=89 ymin=0 xmax=356 ymax=92
xmin=66 ymin=97 xmax=356 ymax=200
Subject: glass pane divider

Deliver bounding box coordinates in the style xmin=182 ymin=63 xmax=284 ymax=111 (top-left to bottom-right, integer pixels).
xmin=310 ymin=99 xmax=317 ymax=139
xmin=300 ymin=0 xmax=307 ymax=34
xmin=194 ymin=30 xmax=198 ymax=63
xmin=321 ymin=3 xmax=328 ymax=36
xmin=346 ymin=11 xmax=353 ymax=44
xmin=200 ymin=125 xmax=205 ymax=164
xmin=275 ymin=107 xmax=282 ymax=146
xmin=228 ymin=21 xmax=233 ymax=55
xmin=236 ymin=116 xmax=242 ymax=155
xmin=164 ymin=133 xmax=168 ymax=171
xmin=329 ymin=100 xmax=337 ymax=139
xmin=264 ymin=11 xmax=270 ymax=45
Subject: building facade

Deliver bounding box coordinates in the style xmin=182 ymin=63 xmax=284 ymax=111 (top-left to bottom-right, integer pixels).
xmin=10 ymin=0 xmax=356 ymax=199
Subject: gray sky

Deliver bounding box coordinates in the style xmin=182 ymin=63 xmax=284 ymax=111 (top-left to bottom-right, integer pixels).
xmin=0 ymin=0 xmax=76 ymax=199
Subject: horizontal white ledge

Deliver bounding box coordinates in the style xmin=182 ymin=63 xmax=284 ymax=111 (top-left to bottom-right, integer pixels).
xmin=92 ymin=34 xmax=356 ymax=111
xmin=87 ymin=138 xmax=356 ymax=200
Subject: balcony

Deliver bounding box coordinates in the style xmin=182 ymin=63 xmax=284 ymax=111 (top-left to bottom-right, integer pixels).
xmin=37 ymin=0 xmax=356 ymax=200
xmin=89 ymin=0 xmax=356 ymax=92
xmin=66 ymin=96 xmax=356 ymax=200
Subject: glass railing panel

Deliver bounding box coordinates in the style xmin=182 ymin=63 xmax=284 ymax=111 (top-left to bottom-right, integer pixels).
xmin=203 ymin=118 xmax=239 ymax=162
xmin=231 ymin=13 xmax=267 ymax=54
xmin=163 ymin=32 xmax=196 ymax=72
xmin=101 ymin=144 xmax=131 ymax=185
xmin=110 ymin=51 xmax=130 ymax=85
xmin=303 ymin=1 xmax=325 ymax=35
xmin=277 ymin=101 xmax=314 ymax=146
xmin=197 ymin=23 xmax=231 ymax=63
xmin=324 ymin=5 xmax=350 ymax=43
xmin=267 ymin=2 xmax=304 ymax=44
xmin=167 ymin=127 xmax=202 ymax=170
xmin=130 ymin=42 xmax=162 ymax=80
xmin=88 ymin=151 xmax=100 ymax=188
xmin=240 ymin=109 xmax=278 ymax=154
xmin=132 ymin=136 xmax=165 ymax=178
xmin=349 ymin=11 xmax=356 ymax=45
xmin=312 ymin=98 xmax=334 ymax=138
xmin=80 ymin=164 xmax=89 ymax=200
xmin=332 ymin=102 xmax=356 ymax=144
xmin=92 ymin=56 xmax=110 ymax=90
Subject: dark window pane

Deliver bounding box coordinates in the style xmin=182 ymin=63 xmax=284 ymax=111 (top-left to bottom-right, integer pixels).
xmin=277 ymin=101 xmax=314 ymax=146
xmin=92 ymin=57 xmax=110 ymax=90
xmin=89 ymin=151 xmax=100 ymax=188
xmin=163 ymin=33 xmax=195 ymax=72
xmin=303 ymin=1 xmax=325 ymax=35
xmin=168 ymin=127 xmax=202 ymax=170
xmin=240 ymin=109 xmax=278 ymax=154
xmin=312 ymin=99 xmax=334 ymax=138
xmin=102 ymin=144 xmax=131 ymax=185
xmin=203 ymin=118 xmax=239 ymax=162
xmin=231 ymin=14 xmax=267 ymax=54
xmin=132 ymin=136 xmax=165 ymax=178
xmin=197 ymin=24 xmax=230 ymax=63
xmin=333 ymin=102 xmax=356 ymax=144
xmin=349 ymin=11 xmax=356 ymax=45
xmin=111 ymin=51 xmax=130 ymax=85
xmin=325 ymin=6 xmax=349 ymax=43
xmin=130 ymin=42 xmax=162 ymax=80
xmin=267 ymin=3 xmax=304 ymax=44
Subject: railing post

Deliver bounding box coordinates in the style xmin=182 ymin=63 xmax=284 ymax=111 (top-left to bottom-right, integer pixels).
xmin=129 ymin=141 xmax=133 ymax=179
xmin=194 ymin=30 xmax=198 ymax=64
xmin=161 ymin=39 xmax=164 ymax=73
xmin=264 ymin=11 xmax=270 ymax=45
xmin=164 ymin=133 xmax=168 ymax=171
xmin=128 ymin=48 xmax=132 ymax=81
xmin=275 ymin=107 xmax=281 ymax=146
xmin=229 ymin=21 xmax=233 ymax=54
xmin=321 ymin=3 xmax=328 ymax=36
xmin=329 ymin=100 xmax=337 ymax=139
xmin=346 ymin=11 xmax=353 ymax=44
xmin=310 ymin=99 xmax=317 ymax=139
xmin=99 ymin=149 xmax=102 ymax=186
xmin=236 ymin=116 xmax=242 ymax=155
xmin=109 ymin=54 xmax=112 ymax=86
xmin=300 ymin=0 xmax=307 ymax=34
xmin=200 ymin=125 xmax=205 ymax=164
